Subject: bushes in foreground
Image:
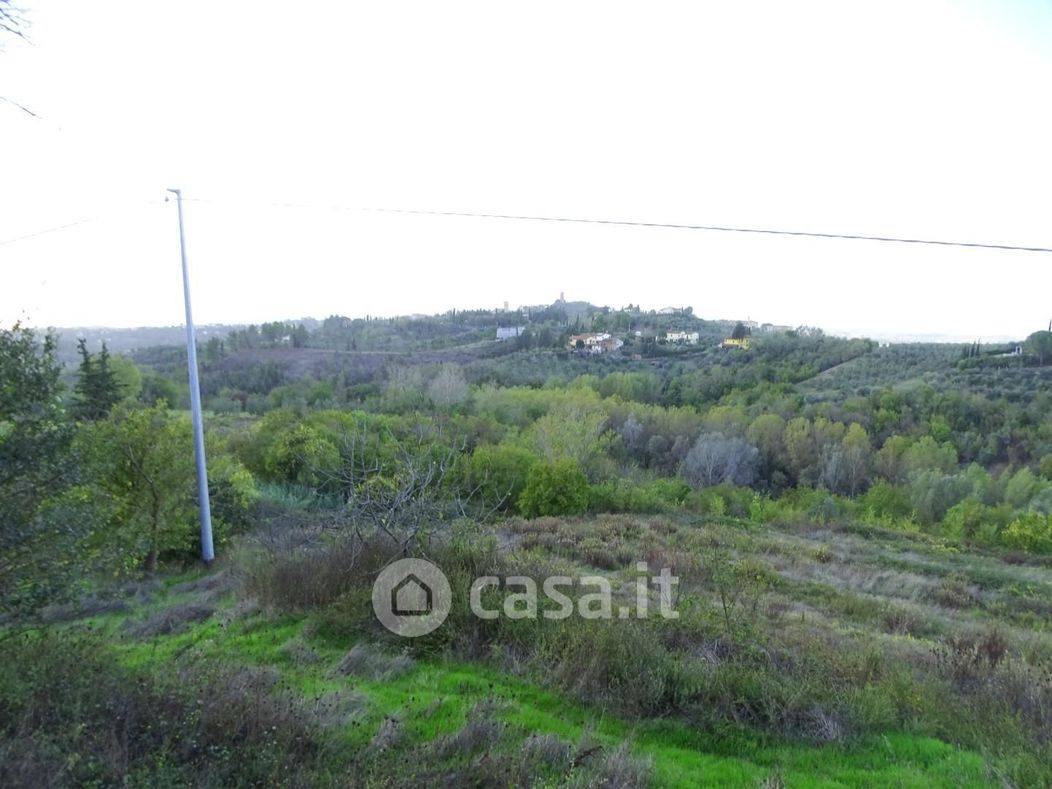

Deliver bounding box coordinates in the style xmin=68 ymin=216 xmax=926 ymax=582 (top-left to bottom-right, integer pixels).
xmin=0 ymin=632 xmax=339 ymax=787
xmin=0 ymin=628 xmax=656 ymax=788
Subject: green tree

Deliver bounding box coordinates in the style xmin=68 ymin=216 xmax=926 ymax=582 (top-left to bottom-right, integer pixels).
xmin=0 ymin=324 xmax=72 ymax=610
xmin=874 ymin=434 xmax=912 ymax=483
xmin=1001 ymin=512 xmax=1052 ymax=553
xmin=1025 ymin=330 xmax=1052 ymax=366
xmin=139 ymin=372 xmax=181 ymax=409
xmin=1004 ymin=467 xmax=1044 ymax=510
xmin=784 ymin=417 xmax=817 ymax=483
xmin=943 ymin=497 xmax=993 ymax=541
xmin=73 ymin=339 xmax=123 ymax=421
xmin=747 ymin=413 xmax=788 ymax=488
xmin=528 ymin=401 xmax=613 ymax=478
xmin=108 ymin=354 xmax=143 ymax=402
xmin=1040 ymin=454 xmax=1052 ymax=482
xmin=903 ymin=436 xmax=958 ymax=476
xmin=460 ymin=443 xmax=537 ymax=511
xmin=910 ymin=469 xmax=971 ymax=525
xmin=840 ymin=423 xmax=873 ymax=496
xmin=80 ymin=403 xmax=196 ymax=574
xmin=262 ymin=423 xmax=341 ymax=493
xmin=860 ymin=481 xmax=912 ymax=522
xmin=518 ymin=459 xmax=590 ymax=517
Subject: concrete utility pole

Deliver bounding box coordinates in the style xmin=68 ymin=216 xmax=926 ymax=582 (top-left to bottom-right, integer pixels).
xmin=167 ymin=188 xmax=215 ymax=564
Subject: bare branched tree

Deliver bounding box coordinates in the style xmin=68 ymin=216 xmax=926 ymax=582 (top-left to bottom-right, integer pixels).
xmin=682 ymin=432 xmax=759 ymax=489
xmin=0 ymin=0 xmax=26 ymax=42
xmin=0 ymin=1 xmax=37 ymax=119
xmin=303 ymin=423 xmax=499 ymax=563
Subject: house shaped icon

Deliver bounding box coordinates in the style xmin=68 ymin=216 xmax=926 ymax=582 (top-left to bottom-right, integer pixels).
xmin=392 ymin=573 xmax=434 ymax=616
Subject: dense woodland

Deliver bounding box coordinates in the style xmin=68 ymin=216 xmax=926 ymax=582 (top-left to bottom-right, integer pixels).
xmin=3 ymin=305 xmax=1052 ymax=785
xmin=6 ymin=306 xmax=1052 ymax=609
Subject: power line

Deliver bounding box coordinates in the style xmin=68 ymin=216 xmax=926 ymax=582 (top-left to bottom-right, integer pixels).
xmin=5 ymin=196 xmax=1051 ymax=255
xmin=0 ymin=217 xmax=95 ymax=246
xmin=351 ymin=206 xmax=1052 ymax=254
xmin=0 ymin=199 xmax=165 ymax=247
xmin=0 ymin=95 xmax=40 ymax=119
xmin=187 ymin=197 xmax=1052 ymax=255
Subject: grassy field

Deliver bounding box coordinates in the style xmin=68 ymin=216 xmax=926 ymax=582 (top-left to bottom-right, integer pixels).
xmin=6 ymin=505 xmax=1051 ymax=787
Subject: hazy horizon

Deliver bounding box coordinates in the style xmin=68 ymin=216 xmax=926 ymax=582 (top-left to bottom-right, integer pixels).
xmin=39 ymin=297 xmax=1034 ymax=346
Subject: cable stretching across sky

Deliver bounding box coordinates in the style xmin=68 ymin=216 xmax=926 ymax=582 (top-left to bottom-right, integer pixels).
xmin=3 ymin=197 xmax=1051 ymax=254
xmin=348 ymin=206 xmax=1052 ymax=255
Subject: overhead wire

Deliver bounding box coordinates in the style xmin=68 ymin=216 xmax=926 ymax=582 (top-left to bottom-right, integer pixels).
xmin=3 ymin=195 xmax=1050 ymax=255
xmin=186 ymin=197 xmax=1052 ymax=255
xmin=0 ymin=199 xmax=166 ymax=247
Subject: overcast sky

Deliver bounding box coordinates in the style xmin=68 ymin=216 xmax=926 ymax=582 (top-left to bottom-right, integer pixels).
xmin=2 ymin=1 xmax=1050 ymax=340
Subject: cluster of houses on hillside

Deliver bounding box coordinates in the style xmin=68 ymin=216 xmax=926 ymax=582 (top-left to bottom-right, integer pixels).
xmin=494 ymin=314 xmax=775 ymax=355
xmin=566 ymin=329 xmax=705 ymax=353
xmin=567 ymin=332 xmax=624 ymax=354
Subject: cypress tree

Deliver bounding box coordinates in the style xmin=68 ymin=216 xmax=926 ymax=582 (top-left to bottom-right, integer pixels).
xmin=73 ymin=339 xmax=123 ymax=421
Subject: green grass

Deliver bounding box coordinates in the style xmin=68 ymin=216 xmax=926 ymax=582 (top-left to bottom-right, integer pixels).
xmin=96 ymin=589 xmax=991 ymax=788
xmin=31 ymin=506 xmax=1050 ymax=787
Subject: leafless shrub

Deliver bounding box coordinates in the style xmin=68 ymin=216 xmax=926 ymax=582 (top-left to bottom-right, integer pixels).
xmin=986 ymin=660 xmax=1052 ymax=745
xmin=215 ymin=597 xmax=262 ymax=627
xmin=242 ymin=531 xmax=397 ymax=610
xmin=522 ymin=733 xmax=572 ymax=767
xmin=334 ymin=643 xmax=414 ymax=681
xmin=368 ymin=716 xmax=404 ymax=753
xmin=881 ymin=605 xmax=923 ymax=637
xmin=279 ymin=637 xmax=323 ymax=666
xmin=570 ymin=742 xmax=652 ymax=788
xmin=434 ymin=718 xmax=505 ymax=758
xmin=505 ymin=515 xmax=566 ymax=535
xmin=38 ymin=596 xmax=130 ymax=624
xmin=470 ymin=696 xmax=510 ymax=718
xmin=307 ymin=689 xmax=367 ymax=728
xmin=934 ymin=629 xmax=1010 ymax=690
xmin=116 ymin=577 xmax=164 ymax=604
xmin=189 ymin=665 xmax=322 ymax=764
xmin=125 ymin=602 xmax=215 ymax=637
xmin=171 ymin=570 xmax=236 ymax=597
xmin=312 ymin=425 xmax=498 ymax=555
xmin=794 ymin=705 xmax=848 ymax=744
xmin=578 ymin=536 xmax=635 ymax=570
xmin=682 ymin=432 xmax=759 ymax=489
xmin=928 ymin=575 xmax=980 ymax=610
xmin=0 ymin=635 xmax=332 ymax=786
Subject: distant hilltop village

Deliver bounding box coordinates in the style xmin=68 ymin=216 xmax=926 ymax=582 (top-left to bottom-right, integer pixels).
xmin=487 ymin=293 xmax=797 ymax=356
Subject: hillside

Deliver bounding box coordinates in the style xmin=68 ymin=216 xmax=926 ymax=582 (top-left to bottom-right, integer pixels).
xmin=5 ymin=307 xmax=1052 ymax=787
xmin=8 ymin=503 xmax=1049 ymax=786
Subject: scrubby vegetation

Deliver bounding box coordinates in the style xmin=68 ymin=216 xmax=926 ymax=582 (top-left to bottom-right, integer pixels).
xmin=4 ymin=307 xmax=1052 ymax=786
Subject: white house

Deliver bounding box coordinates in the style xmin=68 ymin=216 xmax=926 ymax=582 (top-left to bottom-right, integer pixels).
xmin=495 ymin=326 xmax=526 ymax=341
xmin=665 ymin=331 xmax=700 ymax=344
xmin=567 ymin=332 xmax=623 ymax=353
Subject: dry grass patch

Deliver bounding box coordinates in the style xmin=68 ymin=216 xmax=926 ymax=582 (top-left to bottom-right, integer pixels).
xmin=334 ymin=642 xmax=415 ymax=681
xmin=125 ymin=602 xmax=216 ymax=637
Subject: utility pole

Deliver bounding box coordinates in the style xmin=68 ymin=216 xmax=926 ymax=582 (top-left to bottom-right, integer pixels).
xmin=167 ymin=188 xmax=215 ymax=564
